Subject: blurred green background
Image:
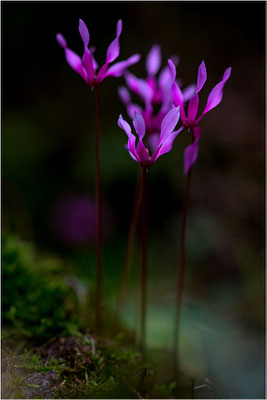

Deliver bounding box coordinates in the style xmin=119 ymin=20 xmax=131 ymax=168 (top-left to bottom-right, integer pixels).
xmin=2 ymin=2 xmax=265 ymax=398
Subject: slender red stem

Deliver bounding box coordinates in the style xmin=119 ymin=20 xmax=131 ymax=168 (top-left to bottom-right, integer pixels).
xmin=115 ymin=169 xmax=143 ymax=324
xmin=140 ymin=166 xmax=148 ymax=355
xmin=174 ymin=166 xmax=192 ymax=374
xmin=94 ymin=84 xmax=103 ymax=331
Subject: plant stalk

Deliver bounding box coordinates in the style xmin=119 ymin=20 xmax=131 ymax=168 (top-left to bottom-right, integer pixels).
xmin=173 ymin=166 xmax=192 ymax=375
xmin=94 ymin=84 xmax=103 ymax=331
xmin=140 ymin=166 xmax=148 ymax=356
xmin=115 ymin=169 xmax=143 ymax=324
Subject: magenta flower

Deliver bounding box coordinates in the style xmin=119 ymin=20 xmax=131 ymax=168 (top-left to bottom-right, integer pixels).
xmin=56 ymin=19 xmax=140 ymax=86
xmin=169 ymin=59 xmax=231 ymax=174
xmin=118 ymin=106 xmax=182 ymax=167
xmin=118 ymin=44 xmax=195 ymax=149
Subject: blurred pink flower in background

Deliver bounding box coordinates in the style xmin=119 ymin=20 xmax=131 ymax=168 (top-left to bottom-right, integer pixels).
xmin=51 ymin=195 xmax=114 ymax=247
xmin=118 ymin=44 xmax=194 ymax=151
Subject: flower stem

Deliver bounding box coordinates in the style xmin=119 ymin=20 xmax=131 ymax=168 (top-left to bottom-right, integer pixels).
xmin=173 ymin=166 xmax=192 ymax=375
xmin=114 ymin=168 xmax=143 ymax=325
xmin=140 ymin=166 xmax=148 ymax=356
xmin=94 ymin=84 xmax=103 ymax=331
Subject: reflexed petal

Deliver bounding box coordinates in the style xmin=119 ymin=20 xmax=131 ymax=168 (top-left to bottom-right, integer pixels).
xmin=65 ymin=48 xmax=87 ymax=81
xmin=146 ymin=44 xmax=161 ymax=76
xmin=182 ymin=84 xmax=196 ymax=102
xmin=151 ymin=127 xmax=182 ymax=163
xmin=127 ymin=103 xmax=143 ymax=119
xmin=118 ymin=115 xmax=139 ymax=161
xmin=116 ymin=19 xmax=123 ymax=36
xmin=82 ymin=47 xmax=95 ymax=81
xmin=128 ymin=138 xmax=139 ymax=161
xmin=147 ymin=133 xmax=160 ymax=153
xmin=159 ymin=106 xmax=180 ymax=143
xmin=96 ymin=62 xmax=109 ymax=82
xmin=90 ymin=47 xmax=98 ymax=70
xmin=184 ymin=142 xmax=199 ymax=175
xmin=105 ymin=54 xmax=140 ymax=77
xmin=125 ymin=71 xmax=153 ymax=106
xmin=198 ymin=67 xmax=231 ymax=121
xmin=133 ymin=112 xmax=146 ymax=139
xmin=118 ymin=114 xmax=133 ymax=138
xmin=106 ymin=20 xmax=123 ymax=63
xmin=172 ymin=82 xmax=186 ymax=124
xmin=161 ymin=80 xmax=173 ymax=113
xmin=187 ymin=94 xmax=199 ymax=123
xmin=196 ymin=60 xmax=207 ymax=93
xmin=183 ymin=127 xmax=202 ymax=174
xmin=79 ymin=19 xmax=90 ymax=47
xmin=136 ymin=139 xmax=149 ymax=162
xmin=168 ymin=59 xmax=177 ymax=81
xmin=106 ymin=37 xmax=120 ymax=63
xmin=158 ymin=65 xmax=171 ymax=89
xmin=118 ymin=86 xmax=131 ymax=104
xmin=126 ymin=145 xmax=139 ymax=161
xmin=56 ymin=33 xmax=67 ymax=48
xmin=193 ymin=126 xmax=202 ymax=140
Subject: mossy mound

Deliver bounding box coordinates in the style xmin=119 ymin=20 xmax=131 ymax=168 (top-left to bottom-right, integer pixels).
xmin=2 ymin=234 xmax=79 ymax=342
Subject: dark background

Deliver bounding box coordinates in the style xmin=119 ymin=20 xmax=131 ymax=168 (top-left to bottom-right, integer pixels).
xmin=2 ymin=1 xmax=265 ymax=398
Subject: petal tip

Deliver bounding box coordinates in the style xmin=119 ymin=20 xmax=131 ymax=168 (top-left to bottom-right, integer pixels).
xmin=56 ymin=33 xmax=67 ymax=48
xmin=117 ymin=19 xmax=123 ymax=36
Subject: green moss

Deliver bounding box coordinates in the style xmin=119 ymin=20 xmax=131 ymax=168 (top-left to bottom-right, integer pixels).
xmin=2 ymin=234 xmax=79 ymax=342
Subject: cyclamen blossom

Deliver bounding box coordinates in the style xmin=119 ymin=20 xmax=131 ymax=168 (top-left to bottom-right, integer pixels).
xmin=118 ymin=107 xmax=182 ymax=167
xmin=168 ymin=59 xmax=231 ymax=174
xmin=119 ymin=45 xmax=195 ymax=146
xmin=56 ymin=19 xmax=140 ymax=86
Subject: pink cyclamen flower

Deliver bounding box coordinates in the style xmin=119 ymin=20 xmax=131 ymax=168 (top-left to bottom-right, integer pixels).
xmin=118 ymin=45 xmax=194 ymax=151
xmin=118 ymin=106 xmax=183 ymax=167
xmin=56 ymin=19 xmax=140 ymax=86
xmin=168 ymin=59 xmax=231 ymax=174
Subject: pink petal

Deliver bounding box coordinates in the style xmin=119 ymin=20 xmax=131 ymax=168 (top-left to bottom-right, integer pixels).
xmin=116 ymin=19 xmax=123 ymax=36
xmin=160 ymin=80 xmax=173 ymax=113
xmin=158 ymin=65 xmax=171 ymax=90
xmin=96 ymin=62 xmax=109 ymax=83
xmin=198 ymin=67 xmax=231 ymax=121
xmin=118 ymin=115 xmax=139 ymax=161
xmin=196 ymin=60 xmax=207 ymax=93
xmin=106 ymin=20 xmax=123 ymax=64
xmin=118 ymin=114 xmax=132 ymax=138
xmin=187 ymin=94 xmax=199 ymax=123
xmin=146 ymin=44 xmax=161 ymax=76
xmin=56 ymin=33 xmax=67 ymax=49
xmin=133 ymin=112 xmax=146 ymax=139
xmin=147 ymin=133 xmax=160 ymax=153
xmin=126 ymin=146 xmax=139 ymax=162
xmin=82 ymin=47 xmax=95 ymax=81
xmin=118 ymin=86 xmax=131 ymax=104
xmin=136 ymin=139 xmax=149 ymax=163
xmin=90 ymin=46 xmax=98 ymax=69
xmin=65 ymin=48 xmax=87 ymax=81
xmin=105 ymin=54 xmax=140 ymax=78
xmin=79 ymin=19 xmax=90 ymax=47
xmin=183 ymin=127 xmax=202 ymax=175
xmin=151 ymin=127 xmax=183 ymax=163
xmin=127 ymin=103 xmax=143 ymax=119
xmin=125 ymin=71 xmax=153 ymax=107
xmin=159 ymin=106 xmax=180 ymax=144
xmin=182 ymin=84 xmax=196 ymax=102
xmin=168 ymin=59 xmax=177 ymax=81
